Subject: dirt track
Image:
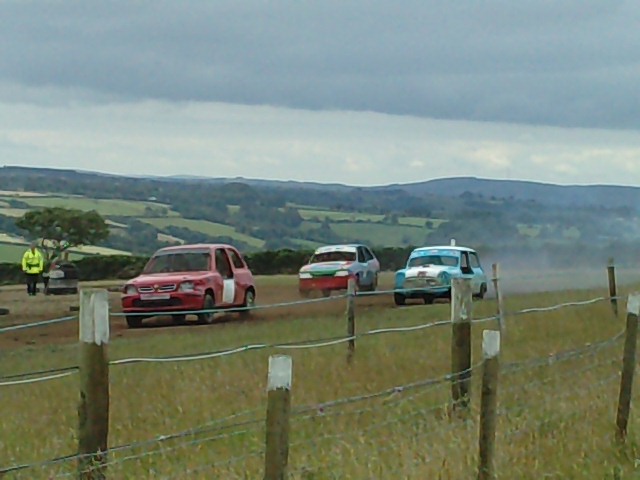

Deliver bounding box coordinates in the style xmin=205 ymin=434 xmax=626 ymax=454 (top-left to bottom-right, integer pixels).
xmin=0 ymin=279 xmax=396 ymax=349
xmin=1 ymin=267 xmax=637 ymax=349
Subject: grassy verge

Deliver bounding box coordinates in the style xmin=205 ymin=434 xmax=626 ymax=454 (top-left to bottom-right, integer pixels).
xmin=1 ymin=277 xmax=640 ymax=478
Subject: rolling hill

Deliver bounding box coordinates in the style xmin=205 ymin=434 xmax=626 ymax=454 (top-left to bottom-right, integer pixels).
xmin=0 ymin=166 xmax=638 ymax=263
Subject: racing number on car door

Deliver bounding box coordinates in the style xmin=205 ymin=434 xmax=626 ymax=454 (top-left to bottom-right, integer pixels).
xmin=215 ymin=248 xmax=236 ymax=304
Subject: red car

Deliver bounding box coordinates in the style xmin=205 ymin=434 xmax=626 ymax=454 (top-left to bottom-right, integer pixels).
xmin=121 ymin=243 xmax=256 ymax=328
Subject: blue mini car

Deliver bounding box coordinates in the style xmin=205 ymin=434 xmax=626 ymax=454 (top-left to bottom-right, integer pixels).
xmin=394 ymin=242 xmax=488 ymax=305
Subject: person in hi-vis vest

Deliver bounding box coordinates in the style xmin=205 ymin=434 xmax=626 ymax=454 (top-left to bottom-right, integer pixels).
xmin=21 ymin=241 xmax=44 ymax=296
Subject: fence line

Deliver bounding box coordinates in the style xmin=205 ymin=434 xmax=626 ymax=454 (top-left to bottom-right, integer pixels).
xmin=1 ymin=260 xmax=637 ymax=478
xmin=0 ymin=328 xmax=626 ymax=476
xmin=0 ymin=293 xmax=622 ymax=387
xmin=0 ymin=276 xmax=629 ymax=335
xmin=0 ymin=315 xmax=77 ymax=334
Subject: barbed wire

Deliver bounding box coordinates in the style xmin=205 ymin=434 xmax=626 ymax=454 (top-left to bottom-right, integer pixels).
xmin=0 ymin=407 xmax=265 ymax=476
xmin=0 ymin=315 xmax=77 ymax=334
xmin=506 ymin=296 xmax=608 ymax=316
xmin=52 ymin=426 xmax=263 ymax=479
xmin=1 ymin=292 xmax=624 ymax=387
xmin=501 ymin=329 xmax=624 ymax=376
xmin=0 ymin=276 xmax=626 ymax=338
xmin=0 ymin=370 xmax=75 ymax=387
xmin=0 ymin=328 xmax=625 ymax=476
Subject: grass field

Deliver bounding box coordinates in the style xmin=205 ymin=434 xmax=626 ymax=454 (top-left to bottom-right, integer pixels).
xmin=142 ymin=217 xmax=265 ymax=248
xmin=330 ymin=221 xmax=431 ymax=246
xmin=296 ymin=208 xmax=447 ymax=231
xmin=0 ymin=241 xmax=129 ymax=263
xmin=0 ymin=207 xmax=28 ymax=217
xmin=0 ymin=195 xmax=179 ymax=217
xmin=298 ymin=208 xmax=385 ymax=223
xmin=2 ymin=272 xmax=640 ymax=478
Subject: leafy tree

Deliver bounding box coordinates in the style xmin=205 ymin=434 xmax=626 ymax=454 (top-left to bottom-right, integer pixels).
xmin=16 ymin=207 xmax=110 ymax=263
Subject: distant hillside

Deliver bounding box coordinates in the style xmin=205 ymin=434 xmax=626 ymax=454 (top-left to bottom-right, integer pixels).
xmin=0 ymin=166 xmax=639 ymax=259
xmin=3 ymin=166 xmax=640 ymax=208
xmin=382 ymin=177 xmax=640 ymax=209
xmin=158 ymin=172 xmax=640 ymax=209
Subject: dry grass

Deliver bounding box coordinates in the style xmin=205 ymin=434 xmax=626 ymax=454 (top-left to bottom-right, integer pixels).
xmin=1 ymin=274 xmax=640 ymax=479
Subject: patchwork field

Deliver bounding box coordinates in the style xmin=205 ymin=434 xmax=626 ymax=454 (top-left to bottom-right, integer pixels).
xmin=141 ymin=217 xmax=266 ymax=248
xmin=0 ymin=195 xmax=180 ymax=218
xmin=1 ymin=270 xmax=640 ymax=478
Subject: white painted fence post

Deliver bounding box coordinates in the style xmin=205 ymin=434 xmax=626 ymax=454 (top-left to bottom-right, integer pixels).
xmin=78 ymin=289 xmax=110 ymax=480
xmin=264 ymin=355 xmax=292 ymax=480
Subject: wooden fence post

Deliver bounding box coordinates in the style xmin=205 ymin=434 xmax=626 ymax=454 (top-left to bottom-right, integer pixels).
xmin=347 ymin=277 xmax=356 ymax=364
xmin=478 ymin=330 xmax=501 ymax=480
xmin=451 ymin=277 xmax=473 ymax=413
xmin=615 ymin=293 xmax=640 ymax=443
xmin=78 ymin=289 xmax=110 ymax=480
xmin=491 ymin=263 xmax=505 ymax=335
xmin=608 ymin=258 xmax=619 ymax=317
xmin=264 ymin=355 xmax=292 ymax=480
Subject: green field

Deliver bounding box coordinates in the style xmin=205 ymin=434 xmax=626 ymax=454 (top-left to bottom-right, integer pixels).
xmin=330 ymin=221 xmax=431 ymax=246
xmin=0 ymin=242 xmax=89 ymax=263
xmin=398 ymin=216 xmax=447 ymax=228
xmin=298 ymin=208 xmax=385 ymax=222
xmin=0 ymin=195 xmax=179 ymax=217
xmin=142 ymin=217 xmax=265 ymax=248
xmin=1 ymin=277 xmax=638 ymax=478
xmin=0 ymin=207 xmax=27 ymax=217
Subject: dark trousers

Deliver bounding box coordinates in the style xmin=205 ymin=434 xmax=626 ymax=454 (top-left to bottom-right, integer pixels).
xmin=25 ymin=273 xmax=39 ymax=296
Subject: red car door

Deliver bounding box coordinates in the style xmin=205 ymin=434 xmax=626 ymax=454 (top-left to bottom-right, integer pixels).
xmin=214 ymin=247 xmax=238 ymax=306
xmin=226 ymin=247 xmax=251 ymax=300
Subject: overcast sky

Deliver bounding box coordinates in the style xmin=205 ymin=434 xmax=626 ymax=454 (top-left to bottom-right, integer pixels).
xmin=1 ymin=1 xmax=639 ymax=186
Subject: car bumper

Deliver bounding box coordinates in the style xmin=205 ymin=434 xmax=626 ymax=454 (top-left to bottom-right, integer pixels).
xmin=299 ymin=276 xmax=351 ymax=292
xmin=396 ymin=286 xmax=451 ymax=298
xmin=121 ymin=292 xmax=206 ymax=314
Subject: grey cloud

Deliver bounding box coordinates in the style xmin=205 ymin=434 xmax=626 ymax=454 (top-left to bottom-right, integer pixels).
xmin=1 ymin=1 xmax=639 ymax=129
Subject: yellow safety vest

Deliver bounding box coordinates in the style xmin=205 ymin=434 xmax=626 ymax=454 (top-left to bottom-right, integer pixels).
xmin=22 ymin=249 xmax=44 ymax=274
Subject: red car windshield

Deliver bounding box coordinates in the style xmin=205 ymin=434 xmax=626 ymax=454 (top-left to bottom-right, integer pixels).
xmin=310 ymin=251 xmax=356 ymax=263
xmin=143 ymin=251 xmax=211 ymax=274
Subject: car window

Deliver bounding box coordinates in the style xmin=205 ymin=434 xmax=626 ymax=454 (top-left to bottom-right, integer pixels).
xmin=215 ymin=249 xmax=233 ymax=279
xmin=310 ymin=251 xmax=356 ymax=263
xmin=143 ymin=251 xmax=210 ymax=273
xmin=461 ymin=252 xmax=473 ymax=272
xmin=228 ymin=249 xmax=246 ymax=269
xmin=362 ymin=247 xmax=374 ymax=262
xmin=356 ymin=247 xmax=366 ymax=263
xmin=470 ymin=253 xmax=481 ymax=268
xmin=408 ymin=255 xmax=458 ymax=267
